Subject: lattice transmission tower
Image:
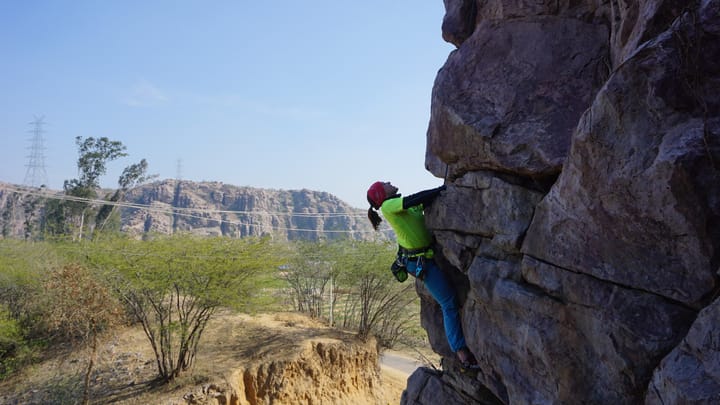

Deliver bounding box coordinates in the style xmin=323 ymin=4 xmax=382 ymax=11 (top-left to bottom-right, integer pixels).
xmin=23 ymin=116 xmax=49 ymax=188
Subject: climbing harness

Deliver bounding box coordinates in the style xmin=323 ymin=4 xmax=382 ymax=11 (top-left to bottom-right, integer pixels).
xmin=391 ymin=245 xmax=432 ymax=281
xmin=398 ymin=245 xmax=432 ymax=258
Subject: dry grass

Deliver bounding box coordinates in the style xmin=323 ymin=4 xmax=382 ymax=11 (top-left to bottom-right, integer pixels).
xmin=0 ymin=311 xmax=423 ymax=404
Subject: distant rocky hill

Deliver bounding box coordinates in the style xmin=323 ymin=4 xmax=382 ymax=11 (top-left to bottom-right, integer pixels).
xmin=0 ymin=180 xmax=383 ymax=241
xmin=121 ymin=180 xmax=379 ymax=240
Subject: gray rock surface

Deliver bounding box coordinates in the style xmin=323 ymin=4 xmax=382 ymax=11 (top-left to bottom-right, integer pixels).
xmin=646 ymin=298 xmax=720 ymax=404
xmin=405 ymin=0 xmax=720 ymax=403
xmin=427 ymin=16 xmax=608 ymax=178
xmin=120 ymin=180 xmax=375 ymax=240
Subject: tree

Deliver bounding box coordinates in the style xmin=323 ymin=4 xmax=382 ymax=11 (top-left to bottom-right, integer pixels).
xmin=44 ymin=136 xmax=153 ymax=240
xmin=334 ymin=241 xmax=419 ymax=346
xmin=281 ymin=241 xmax=340 ymax=319
xmin=73 ymin=136 xmax=128 ymax=189
xmin=88 ymin=235 xmax=279 ymax=382
xmin=22 ymin=192 xmax=40 ymax=240
xmin=44 ymin=136 xmax=128 ymax=239
xmin=94 ymin=158 xmax=156 ymax=235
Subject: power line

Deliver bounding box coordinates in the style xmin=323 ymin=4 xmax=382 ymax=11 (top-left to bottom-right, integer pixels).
xmin=23 ymin=116 xmax=49 ymax=188
xmin=23 ymin=243 xmax=395 ymax=261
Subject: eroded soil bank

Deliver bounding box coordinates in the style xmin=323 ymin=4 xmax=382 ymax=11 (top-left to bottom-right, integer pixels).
xmin=0 ymin=312 xmax=411 ymax=404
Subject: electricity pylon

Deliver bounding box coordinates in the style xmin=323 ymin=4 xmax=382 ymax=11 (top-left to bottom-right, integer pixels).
xmin=23 ymin=116 xmax=48 ymax=188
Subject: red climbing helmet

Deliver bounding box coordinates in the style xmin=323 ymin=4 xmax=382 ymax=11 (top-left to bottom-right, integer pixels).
xmin=367 ymin=181 xmax=386 ymax=209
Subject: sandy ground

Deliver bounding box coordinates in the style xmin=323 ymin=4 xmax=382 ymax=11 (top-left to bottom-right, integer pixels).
xmin=0 ymin=311 xmax=434 ymax=404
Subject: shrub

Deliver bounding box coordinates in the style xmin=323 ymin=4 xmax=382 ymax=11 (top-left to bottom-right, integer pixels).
xmin=0 ymin=306 xmax=30 ymax=378
xmin=335 ymin=241 xmax=419 ymax=345
xmin=86 ymin=235 xmax=279 ymax=382
xmin=283 ymin=239 xmax=421 ymax=348
xmin=41 ymin=263 xmax=123 ymax=405
xmin=0 ymin=240 xmax=62 ymax=378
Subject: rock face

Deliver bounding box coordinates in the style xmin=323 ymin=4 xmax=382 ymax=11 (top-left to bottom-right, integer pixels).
xmin=120 ymin=180 xmax=375 ymax=241
xmin=0 ymin=180 xmax=377 ymax=241
xmin=406 ymin=1 xmax=720 ymax=404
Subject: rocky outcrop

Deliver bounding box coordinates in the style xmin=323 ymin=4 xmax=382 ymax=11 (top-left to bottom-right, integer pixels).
xmin=407 ymin=1 xmax=720 ymax=404
xmin=0 ymin=180 xmax=377 ymax=241
xmin=0 ymin=184 xmax=45 ymax=239
xmin=121 ymin=180 xmax=375 ymax=241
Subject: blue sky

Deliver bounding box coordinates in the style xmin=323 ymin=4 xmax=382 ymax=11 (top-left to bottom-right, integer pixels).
xmin=0 ymin=1 xmax=454 ymax=208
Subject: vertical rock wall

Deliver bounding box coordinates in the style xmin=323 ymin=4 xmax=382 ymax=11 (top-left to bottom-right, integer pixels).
xmin=404 ymin=1 xmax=720 ymax=404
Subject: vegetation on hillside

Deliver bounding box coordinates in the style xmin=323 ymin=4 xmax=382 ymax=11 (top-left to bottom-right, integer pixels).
xmin=41 ymin=136 xmax=153 ymax=240
xmin=0 ymin=235 xmax=422 ymax=402
xmin=0 ymin=132 xmax=418 ymax=401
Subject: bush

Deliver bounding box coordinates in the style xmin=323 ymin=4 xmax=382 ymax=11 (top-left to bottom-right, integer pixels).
xmin=0 ymin=306 xmax=31 ymax=378
xmin=85 ymin=234 xmax=280 ymax=382
xmin=0 ymin=240 xmax=64 ymax=378
xmin=282 ymin=239 xmax=421 ymax=348
xmin=0 ymin=240 xmax=61 ymax=325
xmin=42 ymin=263 xmax=124 ymax=341
xmin=335 ymin=241 xmax=419 ymax=345
xmin=41 ymin=263 xmax=123 ymax=404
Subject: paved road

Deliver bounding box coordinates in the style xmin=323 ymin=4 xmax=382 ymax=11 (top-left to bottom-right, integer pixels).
xmin=380 ymin=351 xmax=425 ymax=376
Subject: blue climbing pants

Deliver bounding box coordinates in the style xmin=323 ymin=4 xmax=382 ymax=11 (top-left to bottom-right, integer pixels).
xmin=406 ymin=257 xmax=466 ymax=352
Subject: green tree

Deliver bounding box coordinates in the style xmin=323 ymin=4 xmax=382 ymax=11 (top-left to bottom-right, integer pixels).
xmin=22 ymin=193 xmax=40 ymax=240
xmin=334 ymin=241 xmax=418 ymax=346
xmin=44 ymin=136 xmax=153 ymax=240
xmin=73 ymin=136 xmax=128 ymax=189
xmin=1 ymin=194 xmax=15 ymax=238
xmin=41 ymin=198 xmax=68 ymax=236
xmin=87 ymin=235 xmax=279 ymax=382
xmin=46 ymin=136 xmax=128 ymax=239
xmin=94 ymin=158 xmax=156 ymax=235
xmin=0 ymin=240 xmax=63 ymax=326
xmin=281 ymin=241 xmax=340 ymax=319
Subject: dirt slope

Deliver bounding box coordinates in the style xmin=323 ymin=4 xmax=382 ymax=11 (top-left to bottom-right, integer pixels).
xmin=0 ymin=312 xmax=411 ymax=404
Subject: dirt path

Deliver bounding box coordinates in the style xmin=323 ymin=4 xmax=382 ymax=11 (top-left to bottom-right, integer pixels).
xmin=381 ymin=350 xmax=426 ymax=375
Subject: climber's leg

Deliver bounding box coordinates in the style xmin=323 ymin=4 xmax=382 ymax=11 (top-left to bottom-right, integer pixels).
xmin=408 ymin=258 xmax=466 ymax=352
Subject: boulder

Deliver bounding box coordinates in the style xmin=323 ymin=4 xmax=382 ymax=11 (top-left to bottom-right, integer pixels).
xmin=427 ymin=16 xmax=608 ymax=178
xmin=646 ymin=298 xmax=720 ymax=404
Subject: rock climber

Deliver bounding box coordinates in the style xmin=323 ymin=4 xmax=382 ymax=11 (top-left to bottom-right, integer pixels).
xmin=366 ymin=181 xmax=478 ymax=369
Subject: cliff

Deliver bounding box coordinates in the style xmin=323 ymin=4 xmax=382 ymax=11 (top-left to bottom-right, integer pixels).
xmin=120 ymin=180 xmax=376 ymax=240
xmin=0 ymin=180 xmax=378 ymax=241
xmin=404 ymin=1 xmax=720 ymax=404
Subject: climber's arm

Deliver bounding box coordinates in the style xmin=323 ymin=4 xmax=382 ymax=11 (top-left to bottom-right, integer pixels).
xmin=402 ymin=185 xmax=446 ymax=209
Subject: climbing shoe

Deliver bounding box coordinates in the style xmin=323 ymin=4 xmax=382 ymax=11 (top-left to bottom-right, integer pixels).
xmin=457 ymin=347 xmax=480 ymax=371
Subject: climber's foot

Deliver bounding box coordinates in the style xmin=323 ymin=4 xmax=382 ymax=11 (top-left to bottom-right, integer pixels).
xmin=456 ymin=347 xmax=480 ymax=371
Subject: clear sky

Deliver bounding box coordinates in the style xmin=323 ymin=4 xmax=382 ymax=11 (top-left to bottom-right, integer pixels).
xmin=0 ymin=1 xmax=454 ymax=209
